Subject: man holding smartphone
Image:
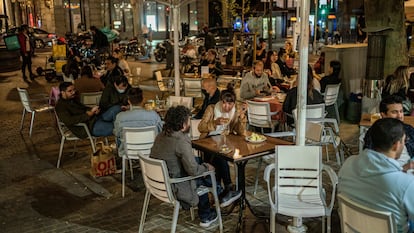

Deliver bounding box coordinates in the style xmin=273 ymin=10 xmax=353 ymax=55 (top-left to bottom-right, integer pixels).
xmin=55 ymin=82 xmax=115 ymax=138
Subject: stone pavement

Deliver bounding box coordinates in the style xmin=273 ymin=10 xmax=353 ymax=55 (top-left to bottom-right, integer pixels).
xmin=0 ymin=48 xmax=359 ymax=233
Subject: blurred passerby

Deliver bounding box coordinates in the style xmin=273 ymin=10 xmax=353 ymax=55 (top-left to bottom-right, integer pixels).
xmin=18 ymin=24 xmax=34 ymax=81
xmin=90 ymin=26 xmax=109 ymax=66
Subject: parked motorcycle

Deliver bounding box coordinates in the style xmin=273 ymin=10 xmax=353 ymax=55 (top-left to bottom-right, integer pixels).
xmin=154 ymin=40 xmax=171 ymax=62
xmin=118 ymin=37 xmax=147 ymax=60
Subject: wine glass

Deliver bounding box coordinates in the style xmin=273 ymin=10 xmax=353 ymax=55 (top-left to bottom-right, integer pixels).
xmin=220 ymin=112 xmax=230 ymax=152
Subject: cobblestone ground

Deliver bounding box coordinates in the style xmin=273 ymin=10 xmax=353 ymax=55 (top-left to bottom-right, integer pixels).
xmin=0 ymin=49 xmax=357 ymax=233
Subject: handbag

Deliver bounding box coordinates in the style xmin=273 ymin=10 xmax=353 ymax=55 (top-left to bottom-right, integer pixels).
xmin=90 ymin=142 xmax=117 ymax=177
xmin=4 ymin=34 xmax=21 ymax=51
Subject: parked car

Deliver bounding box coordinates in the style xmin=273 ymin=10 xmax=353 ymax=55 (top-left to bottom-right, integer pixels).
xmin=7 ymin=27 xmax=57 ymax=49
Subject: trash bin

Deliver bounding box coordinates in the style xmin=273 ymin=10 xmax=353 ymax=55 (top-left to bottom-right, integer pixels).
xmin=346 ymin=93 xmax=362 ymax=123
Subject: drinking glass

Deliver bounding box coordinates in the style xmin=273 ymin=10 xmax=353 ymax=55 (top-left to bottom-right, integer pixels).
xmin=220 ymin=113 xmax=230 ymax=152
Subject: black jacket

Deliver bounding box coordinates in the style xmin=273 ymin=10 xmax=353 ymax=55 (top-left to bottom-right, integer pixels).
xmin=194 ymin=88 xmax=220 ymax=119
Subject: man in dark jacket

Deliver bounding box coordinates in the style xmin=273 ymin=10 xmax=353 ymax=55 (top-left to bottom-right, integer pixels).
xmin=55 ymin=82 xmax=115 ymax=138
xmin=99 ymin=75 xmax=130 ymax=113
xmin=194 ymin=78 xmax=220 ymax=119
xmin=90 ymin=26 xmax=109 ymax=66
xmin=276 ymin=49 xmax=296 ymax=78
xmin=101 ymin=56 xmax=123 ymax=86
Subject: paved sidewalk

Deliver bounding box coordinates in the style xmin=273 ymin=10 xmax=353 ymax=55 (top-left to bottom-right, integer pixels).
xmin=0 ymin=49 xmax=356 ymax=233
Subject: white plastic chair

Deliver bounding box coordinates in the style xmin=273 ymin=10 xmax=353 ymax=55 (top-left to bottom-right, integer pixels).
xmin=119 ymin=126 xmax=157 ymax=197
xmin=183 ymin=78 xmax=203 ymax=98
xmin=337 ymin=193 xmax=397 ymax=233
xmin=55 ymin=111 xmax=97 ymax=168
xmin=138 ymin=153 xmax=223 ymax=233
xmin=80 ymin=91 xmax=102 ymax=107
xmin=255 ymin=121 xmax=324 ymax=195
xmin=155 ymin=70 xmax=174 ymax=99
xmin=324 ymin=84 xmax=341 ymax=125
xmin=17 ymin=87 xmax=54 ymax=137
xmin=167 ymin=95 xmax=193 ymax=109
xmin=263 ymin=145 xmax=338 ymax=233
xmin=293 ymin=104 xmax=343 ymax=165
xmin=246 ymin=100 xmax=278 ymax=133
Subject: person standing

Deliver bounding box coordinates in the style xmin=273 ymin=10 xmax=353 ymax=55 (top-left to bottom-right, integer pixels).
xmin=18 ymin=24 xmax=34 ymax=81
xmin=90 ymin=26 xmax=109 ymax=66
xmin=339 ymin=118 xmax=414 ymax=233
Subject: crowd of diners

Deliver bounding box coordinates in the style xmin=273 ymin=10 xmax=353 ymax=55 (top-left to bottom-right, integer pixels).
xmin=53 ymin=34 xmax=414 ymax=231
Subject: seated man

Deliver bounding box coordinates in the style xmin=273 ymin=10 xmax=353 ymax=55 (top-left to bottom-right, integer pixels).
xmin=240 ymin=60 xmax=272 ymax=100
xmin=339 ymin=118 xmax=414 ymax=233
xmin=113 ymin=87 xmax=163 ymax=148
xmin=99 ymin=75 xmax=130 ymax=117
xmin=364 ymin=95 xmax=414 ymax=170
xmin=194 ymin=78 xmax=220 ymax=119
xmin=100 ymin=56 xmax=124 ymax=86
xmin=276 ymin=48 xmax=296 ymax=78
xmin=150 ymin=106 xmax=224 ymax=228
xmin=55 ymin=82 xmax=114 ymax=138
xmin=199 ymin=49 xmax=223 ymax=76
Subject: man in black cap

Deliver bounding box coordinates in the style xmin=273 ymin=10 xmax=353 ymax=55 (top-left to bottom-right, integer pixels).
xmin=256 ymin=38 xmax=267 ymax=62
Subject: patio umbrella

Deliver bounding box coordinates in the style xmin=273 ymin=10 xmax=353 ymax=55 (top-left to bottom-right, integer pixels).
xmin=154 ymin=0 xmax=196 ymax=96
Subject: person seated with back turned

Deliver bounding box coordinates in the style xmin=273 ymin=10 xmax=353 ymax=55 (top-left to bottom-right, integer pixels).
xmin=150 ymin=105 xmax=221 ymax=228
xmin=319 ymin=60 xmax=341 ymax=93
xmin=198 ymin=83 xmax=244 ymax=207
xmin=363 ymin=95 xmax=414 ymax=171
xmin=55 ymin=82 xmax=114 ymax=138
xmin=99 ymin=75 xmax=130 ymax=119
xmin=283 ymin=67 xmax=324 ymax=125
xmin=100 ymin=56 xmax=124 ymax=86
xmin=74 ymin=65 xmax=105 ymax=95
xmin=199 ymin=49 xmax=224 ymax=76
xmin=240 ymin=60 xmax=274 ymax=100
xmin=339 ymin=118 xmax=414 ymax=233
xmin=194 ymin=78 xmax=221 ymax=119
xmin=114 ymin=87 xmax=163 ymax=148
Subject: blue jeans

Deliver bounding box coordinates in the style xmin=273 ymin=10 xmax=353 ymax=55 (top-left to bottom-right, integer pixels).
xmin=92 ymin=105 xmax=121 ymax=136
xmin=195 ymin=157 xmax=223 ymax=221
xmin=203 ymin=152 xmax=232 ymax=189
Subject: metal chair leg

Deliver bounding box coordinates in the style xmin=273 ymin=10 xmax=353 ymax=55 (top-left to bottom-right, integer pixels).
xmin=20 ymin=109 xmax=26 ymax=131
xmin=29 ymin=112 xmax=36 ymax=137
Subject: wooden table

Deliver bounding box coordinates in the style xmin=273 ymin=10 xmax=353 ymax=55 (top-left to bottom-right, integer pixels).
xmin=192 ymin=134 xmax=292 ymax=231
xmin=359 ymin=113 xmax=414 ymax=153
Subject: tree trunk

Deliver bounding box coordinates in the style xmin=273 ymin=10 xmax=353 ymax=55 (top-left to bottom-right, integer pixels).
xmin=364 ymin=0 xmax=408 ymax=77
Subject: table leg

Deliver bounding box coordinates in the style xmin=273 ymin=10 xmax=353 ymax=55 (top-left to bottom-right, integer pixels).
xmin=236 ymin=161 xmax=247 ymax=232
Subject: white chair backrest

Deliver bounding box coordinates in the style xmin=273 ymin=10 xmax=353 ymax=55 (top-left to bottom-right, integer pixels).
xmin=292 ymin=103 xmax=325 ymax=123
xmin=246 ymin=100 xmax=273 ymax=127
xmin=138 ymin=154 xmax=176 ymax=204
xmin=337 ymin=194 xmax=397 ymax=233
xmin=155 ymin=71 xmax=167 ymax=92
xmin=190 ymin=119 xmax=201 ymax=140
xmin=17 ymin=87 xmax=33 ymax=112
xmin=122 ymin=126 xmax=157 ymax=156
xmin=168 ymin=96 xmax=193 ymax=109
xmin=183 ymin=78 xmax=202 ymax=98
xmin=275 ymin=145 xmax=322 ymax=195
xmin=324 ymin=84 xmax=341 ymax=106
xmin=80 ymin=91 xmax=102 ymax=106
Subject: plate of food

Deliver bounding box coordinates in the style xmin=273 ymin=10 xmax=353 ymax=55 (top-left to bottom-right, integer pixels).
xmin=245 ymin=133 xmax=267 ymax=143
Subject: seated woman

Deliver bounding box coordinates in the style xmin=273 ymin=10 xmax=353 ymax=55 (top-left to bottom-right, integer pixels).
xmin=113 ymin=48 xmax=130 ymax=75
xmin=264 ymin=50 xmax=284 ymax=87
xmin=198 ymin=83 xmax=245 ymax=207
xmin=283 ymin=67 xmax=324 ymax=125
